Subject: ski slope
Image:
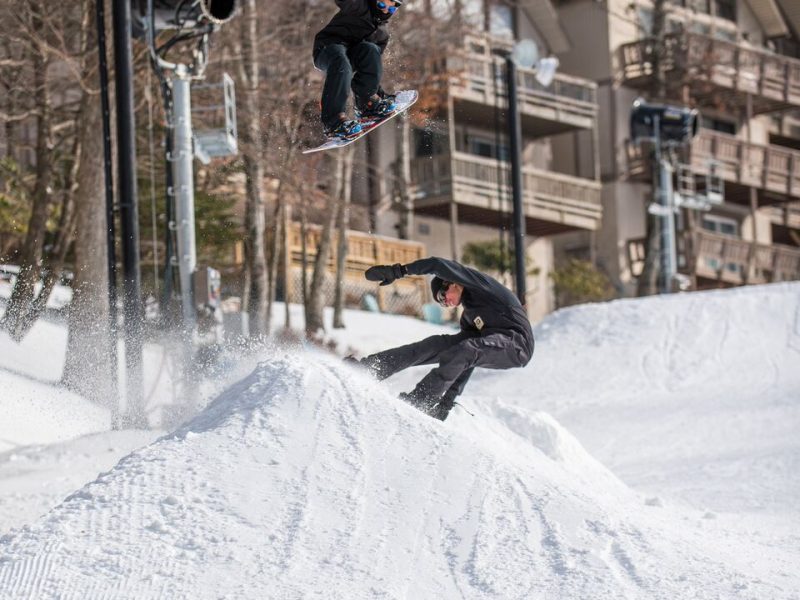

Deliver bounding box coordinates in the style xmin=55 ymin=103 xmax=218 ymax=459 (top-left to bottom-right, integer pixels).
xmin=0 ymin=282 xmax=798 ymax=599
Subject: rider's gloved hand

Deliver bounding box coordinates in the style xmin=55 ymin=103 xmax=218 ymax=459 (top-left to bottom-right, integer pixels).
xmin=365 ymin=263 xmax=407 ymax=286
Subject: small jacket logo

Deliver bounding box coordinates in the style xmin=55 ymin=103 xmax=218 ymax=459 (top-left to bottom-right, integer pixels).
xmin=474 ymin=316 xmax=484 ymax=330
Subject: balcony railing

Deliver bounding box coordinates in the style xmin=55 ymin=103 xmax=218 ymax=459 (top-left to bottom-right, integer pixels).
xmin=626 ymin=130 xmax=800 ymax=202
xmin=286 ymin=222 xmax=428 ymax=314
xmin=410 ymin=152 xmax=602 ymax=233
xmin=618 ymin=32 xmax=800 ymax=113
xmin=690 ymin=131 xmax=800 ymax=197
xmin=767 ymin=203 xmax=800 ymax=229
xmin=288 ymin=222 xmax=425 ymax=271
xmin=439 ymin=35 xmax=598 ymax=136
xmin=693 ymin=230 xmax=800 ymax=284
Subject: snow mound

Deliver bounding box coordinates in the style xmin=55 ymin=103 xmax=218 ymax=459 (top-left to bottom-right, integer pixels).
xmin=0 ymin=370 xmax=110 ymax=453
xmin=489 ymin=401 xmax=623 ymax=488
xmin=0 ymin=351 xmax=773 ymax=599
xmin=530 ymin=282 xmax=800 ymax=399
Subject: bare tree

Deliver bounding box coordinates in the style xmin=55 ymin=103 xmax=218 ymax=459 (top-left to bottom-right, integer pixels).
xmin=236 ymin=0 xmax=269 ymax=337
xmin=1 ymin=5 xmax=55 ymax=340
xmin=63 ymin=0 xmax=113 ymax=407
xmin=305 ymin=187 xmax=337 ymax=337
xmin=333 ymin=147 xmax=354 ymax=328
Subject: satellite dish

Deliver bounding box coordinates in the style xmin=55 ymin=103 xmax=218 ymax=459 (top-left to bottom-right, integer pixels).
xmin=512 ymin=39 xmax=539 ymax=69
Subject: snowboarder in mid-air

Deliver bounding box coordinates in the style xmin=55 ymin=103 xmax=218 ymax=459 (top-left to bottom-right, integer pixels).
xmin=312 ymin=0 xmax=402 ymax=140
xmin=350 ymin=257 xmax=535 ymax=421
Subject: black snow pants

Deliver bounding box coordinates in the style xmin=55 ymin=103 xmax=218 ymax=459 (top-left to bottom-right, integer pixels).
xmin=313 ymin=42 xmax=382 ymax=130
xmin=362 ymin=329 xmax=531 ymax=406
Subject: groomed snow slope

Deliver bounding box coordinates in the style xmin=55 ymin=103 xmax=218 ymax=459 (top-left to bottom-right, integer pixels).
xmin=0 ymin=283 xmax=798 ymax=599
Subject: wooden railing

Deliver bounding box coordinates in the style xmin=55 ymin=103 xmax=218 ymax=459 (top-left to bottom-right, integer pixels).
xmin=693 ymin=230 xmax=800 ymax=284
xmin=411 ymin=152 xmax=602 ymax=231
xmin=449 ymin=53 xmax=597 ymax=108
xmin=288 ymin=222 xmax=425 ymax=272
xmin=767 ymin=203 xmax=800 ymax=229
xmin=690 ymin=131 xmax=800 ymax=197
xmin=626 ymin=130 xmax=800 ymax=199
xmin=286 ymin=223 xmax=429 ymax=315
xmin=619 ymin=32 xmax=800 ymax=110
xmin=438 ymin=33 xmax=597 ymax=130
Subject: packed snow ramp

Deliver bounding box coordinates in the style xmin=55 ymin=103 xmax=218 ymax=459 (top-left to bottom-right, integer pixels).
xmin=0 ymin=345 xmax=780 ymax=599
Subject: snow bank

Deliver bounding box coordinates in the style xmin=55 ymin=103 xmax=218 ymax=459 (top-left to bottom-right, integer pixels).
xmin=0 ymin=370 xmax=110 ymax=453
xmin=528 ymin=282 xmax=800 ymax=400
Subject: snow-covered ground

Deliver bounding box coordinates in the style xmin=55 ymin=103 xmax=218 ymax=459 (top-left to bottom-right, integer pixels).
xmin=0 ymin=280 xmax=798 ymax=599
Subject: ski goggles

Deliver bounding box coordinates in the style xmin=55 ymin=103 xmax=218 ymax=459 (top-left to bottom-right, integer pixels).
xmin=377 ymin=0 xmax=402 ymax=14
xmin=435 ymin=282 xmax=452 ymax=306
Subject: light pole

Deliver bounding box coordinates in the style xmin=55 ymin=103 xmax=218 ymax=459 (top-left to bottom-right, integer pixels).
xmin=504 ymin=55 xmax=526 ymax=305
xmin=503 ymin=40 xmax=560 ymax=305
xmin=112 ymin=0 xmax=145 ymax=427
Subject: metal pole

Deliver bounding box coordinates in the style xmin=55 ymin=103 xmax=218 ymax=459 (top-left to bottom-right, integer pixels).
xmin=447 ymin=95 xmax=459 ymax=260
xmin=660 ymin=156 xmax=677 ymax=293
xmin=171 ymin=68 xmax=197 ymax=337
xmin=505 ymin=56 xmax=527 ymax=304
xmin=95 ymin=0 xmax=119 ymax=424
xmin=111 ymin=0 xmax=145 ymax=427
xmin=653 ymin=115 xmax=676 ymax=293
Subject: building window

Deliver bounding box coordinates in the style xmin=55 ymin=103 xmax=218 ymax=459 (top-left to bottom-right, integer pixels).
xmin=702 ymin=214 xmax=737 ymax=235
xmin=714 ymin=0 xmax=735 ymax=22
xmin=672 ymin=0 xmax=736 ymax=21
xmin=414 ymin=129 xmax=447 ymax=157
xmin=702 ymin=214 xmax=741 ymax=274
xmin=466 ymin=135 xmax=509 ymax=161
xmin=489 ymin=3 xmax=513 ymax=39
xmin=417 ymin=222 xmax=430 ymax=235
xmin=700 ymin=116 xmax=736 ymax=135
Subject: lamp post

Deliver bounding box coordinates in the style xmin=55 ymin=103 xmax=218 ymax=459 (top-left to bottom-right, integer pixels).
xmin=112 ymin=0 xmax=145 ymax=427
xmin=504 ymin=54 xmax=526 ymax=305
xmin=503 ymin=40 xmax=559 ymax=305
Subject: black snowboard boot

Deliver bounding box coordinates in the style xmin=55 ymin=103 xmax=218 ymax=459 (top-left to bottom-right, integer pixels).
xmin=355 ymin=94 xmax=397 ymax=122
xmin=325 ymin=118 xmax=362 ymax=139
xmin=398 ymin=390 xmax=440 ymax=418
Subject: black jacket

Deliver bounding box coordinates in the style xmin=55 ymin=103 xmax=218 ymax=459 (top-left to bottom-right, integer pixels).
xmin=405 ymin=257 xmax=535 ymax=359
xmin=313 ymin=0 xmax=391 ymax=59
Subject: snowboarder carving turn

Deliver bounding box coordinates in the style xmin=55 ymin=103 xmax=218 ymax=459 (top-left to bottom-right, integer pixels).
xmin=353 ymin=257 xmax=535 ymax=421
xmin=312 ymin=0 xmax=402 ymax=140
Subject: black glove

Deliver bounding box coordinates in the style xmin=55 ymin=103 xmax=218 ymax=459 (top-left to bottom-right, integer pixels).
xmin=365 ymin=263 xmax=407 ymax=286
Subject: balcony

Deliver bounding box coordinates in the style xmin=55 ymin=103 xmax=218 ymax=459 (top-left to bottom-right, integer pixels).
xmin=410 ymin=152 xmax=602 ymax=235
xmin=285 ymin=223 xmax=429 ymax=315
xmin=436 ymin=35 xmax=598 ymax=138
xmin=626 ymin=130 xmax=800 ymax=205
xmin=618 ymin=32 xmax=800 ymax=114
xmin=692 ymin=230 xmax=800 ymax=285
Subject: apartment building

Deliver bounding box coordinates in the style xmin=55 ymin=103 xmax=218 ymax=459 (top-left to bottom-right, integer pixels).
xmin=553 ymin=0 xmax=800 ymax=293
xmin=350 ymin=1 xmax=603 ymax=321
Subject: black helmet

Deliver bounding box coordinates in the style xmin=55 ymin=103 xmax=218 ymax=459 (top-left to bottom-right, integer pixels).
xmin=430 ymin=276 xmax=451 ymax=305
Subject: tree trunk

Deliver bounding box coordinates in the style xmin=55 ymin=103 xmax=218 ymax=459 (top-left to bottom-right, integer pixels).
xmin=333 ymin=148 xmax=354 ymax=329
xmin=393 ymin=112 xmax=413 ymax=240
xmin=305 ymin=196 xmax=336 ymax=337
xmin=238 ymin=0 xmax=268 ymax=337
xmin=63 ymin=0 xmax=114 ymax=408
xmin=11 ymin=135 xmax=80 ymax=340
xmin=63 ymin=82 xmax=113 ymax=407
xmin=265 ymin=180 xmax=285 ymax=334
xmin=281 ymin=201 xmax=292 ymax=330
xmin=1 ymin=12 xmax=53 ymax=341
xmin=300 ymin=203 xmax=309 ymax=308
